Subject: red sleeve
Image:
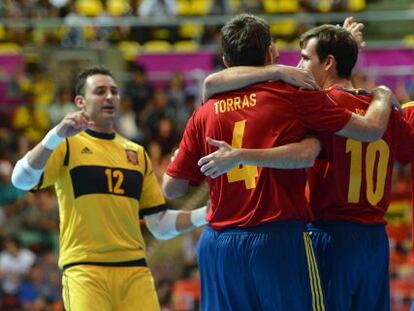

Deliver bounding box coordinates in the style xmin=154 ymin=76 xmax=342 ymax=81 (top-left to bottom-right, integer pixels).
xmin=291 ymin=89 xmax=352 ymax=133
xmin=401 ymin=102 xmax=414 ymax=258
xmin=166 ymin=111 xmax=205 ymax=185
xmin=403 ymin=102 xmax=414 ymax=124
xmin=398 ymin=105 xmax=414 ymax=164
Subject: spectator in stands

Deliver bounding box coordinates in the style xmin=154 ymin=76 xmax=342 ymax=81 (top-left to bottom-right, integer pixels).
xmin=153 ymin=116 xmax=179 ymax=157
xmin=61 ymin=1 xmax=86 ymax=47
xmin=0 ymin=160 xmax=25 ymax=229
xmin=141 ymin=88 xmax=175 ymax=140
xmin=175 ymin=94 xmax=197 ymax=134
xmin=19 ymin=188 xmax=59 ymax=254
xmin=48 ymin=86 xmax=78 ymax=126
xmin=139 ymin=0 xmax=177 ymax=17
xmin=18 ymin=263 xmax=48 ymax=311
xmin=208 ymin=0 xmax=232 ymax=15
xmin=236 ymin=0 xmax=264 ymax=13
xmin=18 ymin=245 xmax=62 ymax=310
xmin=13 ymin=90 xmax=50 ymax=143
xmin=18 ymin=64 xmax=55 ymax=108
xmin=395 ymin=75 xmax=414 ymax=103
xmin=0 ymin=236 xmax=36 ymax=310
xmin=115 ymin=96 xmax=145 ymax=144
xmin=123 ymin=63 xmax=154 ymax=125
xmin=147 ymin=140 xmax=168 ymax=181
xmin=299 ymin=0 xmax=348 ymax=12
xmin=95 ymin=1 xmax=115 ymax=44
xmin=166 ymin=73 xmax=187 ymax=113
xmin=137 ymin=0 xmax=178 ymax=43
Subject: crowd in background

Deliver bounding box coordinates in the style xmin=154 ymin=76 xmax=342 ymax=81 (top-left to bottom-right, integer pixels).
xmin=0 ymin=0 xmax=374 ymax=47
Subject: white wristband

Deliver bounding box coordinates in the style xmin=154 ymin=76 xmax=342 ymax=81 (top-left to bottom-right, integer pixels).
xmin=190 ymin=205 xmax=208 ymax=227
xmin=41 ymin=127 xmax=64 ymax=150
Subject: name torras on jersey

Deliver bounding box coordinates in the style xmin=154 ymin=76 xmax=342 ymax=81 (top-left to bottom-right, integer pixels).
xmin=214 ymin=93 xmax=257 ymax=114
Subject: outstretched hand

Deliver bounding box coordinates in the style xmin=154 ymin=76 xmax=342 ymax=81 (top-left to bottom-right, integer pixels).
xmin=198 ymin=137 xmax=240 ymax=178
xmin=343 ymin=16 xmax=366 ymax=48
xmin=55 ymin=110 xmax=94 ymax=137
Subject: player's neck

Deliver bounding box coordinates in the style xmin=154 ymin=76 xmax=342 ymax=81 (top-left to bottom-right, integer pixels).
xmin=90 ymin=122 xmax=114 ymax=134
xmin=323 ymin=77 xmax=353 ymax=90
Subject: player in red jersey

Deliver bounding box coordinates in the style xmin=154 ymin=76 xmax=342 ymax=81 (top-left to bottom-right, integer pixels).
xmin=198 ymin=24 xmax=414 ymax=311
xmin=163 ymin=15 xmax=392 ymax=311
xmin=402 ymin=102 xmax=414 ymax=263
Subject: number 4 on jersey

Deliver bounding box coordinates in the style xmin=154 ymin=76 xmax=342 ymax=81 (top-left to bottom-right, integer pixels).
xmin=227 ymin=120 xmax=259 ymax=190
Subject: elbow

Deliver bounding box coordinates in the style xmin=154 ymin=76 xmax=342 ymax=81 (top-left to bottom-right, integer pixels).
xmin=11 ymin=170 xmax=32 ymax=191
xmin=161 ymin=174 xmax=188 ymax=200
xmin=10 ymin=156 xmax=43 ymax=191
xmin=361 ymin=115 xmax=389 ymax=142
xmin=162 ymin=184 xmax=179 ymax=200
xmin=361 ymin=124 xmax=385 ymax=142
xmin=364 ymin=133 xmax=382 ymax=142
xmin=301 ymin=156 xmax=316 ymax=168
xmin=297 ymin=139 xmax=320 ymax=168
xmin=297 ymin=153 xmax=317 ymax=168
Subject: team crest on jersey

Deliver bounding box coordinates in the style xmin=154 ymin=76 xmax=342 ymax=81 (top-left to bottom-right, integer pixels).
xmin=126 ymin=149 xmax=139 ymax=165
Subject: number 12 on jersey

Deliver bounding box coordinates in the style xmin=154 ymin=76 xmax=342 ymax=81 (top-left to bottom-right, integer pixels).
xmin=227 ymin=120 xmax=259 ymax=190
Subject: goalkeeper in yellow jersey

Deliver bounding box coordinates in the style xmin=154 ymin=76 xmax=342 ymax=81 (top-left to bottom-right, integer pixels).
xmin=11 ymin=66 xmax=208 ymax=311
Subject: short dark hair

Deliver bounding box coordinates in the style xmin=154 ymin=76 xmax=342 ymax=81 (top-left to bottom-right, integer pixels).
xmin=299 ymin=25 xmax=358 ymax=79
xmin=221 ymin=14 xmax=271 ymax=67
xmin=75 ymin=65 xmax=114 ymax=96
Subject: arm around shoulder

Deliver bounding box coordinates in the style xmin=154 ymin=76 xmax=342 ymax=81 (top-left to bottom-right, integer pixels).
xmin=202 ymin=65 xmax=318 ymax=102
xmin=336 ymin=86 xmax=392 ymax=142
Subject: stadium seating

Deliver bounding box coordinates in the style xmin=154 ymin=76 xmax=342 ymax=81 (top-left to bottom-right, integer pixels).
xmin=107 ymin=0 xmax=131 ymax=16
xmin=263 ymin=0 xmax=300 ymax=13
xmin=143 ymin=40 xmax=172 ymax=53
xmin=270 ymin=20 xmax=298 ymax=37
xmin=75 ymin=0 xmax=104 ymax=16
xmin=118 ymin=41 xmax=141 ymax=60
xmin=174 ymin=40 xmax=199 ymax=52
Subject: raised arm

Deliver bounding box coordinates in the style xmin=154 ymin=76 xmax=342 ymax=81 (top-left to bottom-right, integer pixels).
xmin=203 ymin=65 xmax=319 ymax=102
xmin=11 ymin=111 xmax=93 ymax=190
xmin=343 ymin=16 xmax=366 ymax=48
xmin=197 ymin=137 xmax=321 ymax=179
xmin=336 ymin=86 xmax=392 ymax=142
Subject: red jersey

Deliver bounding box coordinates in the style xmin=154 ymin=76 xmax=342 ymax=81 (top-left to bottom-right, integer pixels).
xmin=402 ymin=101 xmax=414 ymax=253
xmin=167 ymin=81 xmax=351 ymax=230
xmin=308 ymin=88 xmax=414 ymax=224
